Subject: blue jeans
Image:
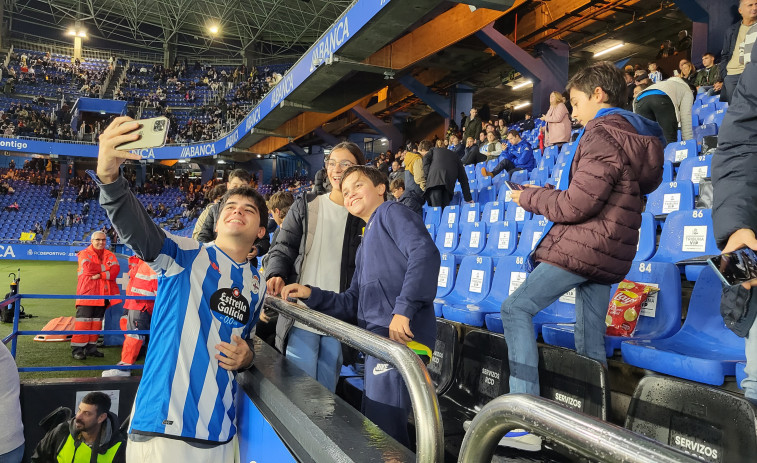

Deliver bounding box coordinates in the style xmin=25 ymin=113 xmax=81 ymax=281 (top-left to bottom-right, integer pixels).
xmin=743 ymin=296 xmax=757 ymax=401
xmin=500 ymin=262 xmax=610 ymax=395
xmin=0 ymin=443 xmax=24 ymax=463
xmin=286 ymin=327 xmax=343 ymax=392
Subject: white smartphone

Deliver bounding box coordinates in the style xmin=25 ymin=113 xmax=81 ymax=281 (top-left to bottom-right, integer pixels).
xmin=116 ymin=116 xmax=170 ymax=151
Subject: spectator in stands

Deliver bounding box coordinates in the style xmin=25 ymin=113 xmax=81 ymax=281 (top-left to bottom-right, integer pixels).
xmin=481 ymin=130 xmax=535 ymax=177
xmin=695 ymin=52 xmax=721 ymax=92
xmin=462 ymin=107 xmax=482 ymax=142
xmin=520 ymin=113 xmax=536 ymax=131
xmin=498 ymin=61 xmax=664 ymax=451
xmin=479 ymin=131 xmax=504 ymax=160
xmin=389 ymin=160 xmax=404 ymax=183
xmin=71 ymin=231 xmax=121 ymax=360
xmin=281 ymin=165 xmax=438 ymax=447
xmin=679 ymin=61 xmax=698 ymax=85
xmin=403 ymin=145 xmax=426 ymax=197
xmin=390 ymin=177 xmax=423 ymax=215
xmin=623 ymin=71 xmax=636 ymax=108
xmin=265 ymin=141 xmax=366 ymax=393
xmin=633 ymin=76 xmax=695 ymax=145
xmin=541 ymin=91 xmax=572 ymax=148
xmin=447 ymin=134 xmax=464 ymax=159
xmin=712 ymin=38 xmax=757 ymax=404
xmin=196 ymin=169 xmax=270 ymax=267
xmin=461 ymin=136 xmax=485 ymax=166
xmin=656 ymin=40 xmax=675 ymax=59
xmin=421 ymin=139 xmax=472 ymax=208
xmin=31 ymin=392 xmax=125 ymax=463
xmin=718 ymin=0 xmax=757 ymax=103
xmin=4 ymin=201 xmax=19 ymax=212
xmin=96 ymin=117 xmax=263 ymax=460
xmin=0 ymin=343 xmax=24 ymax=463
xmin=675 ymin=30 xmax=693 ymax=53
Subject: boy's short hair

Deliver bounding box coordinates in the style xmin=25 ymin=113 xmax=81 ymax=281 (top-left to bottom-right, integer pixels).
xmin=330 ymin=141 xmax=367 ymax=166
xmin=218 ymin=185 xmax=269 ymax=229
xmin=507 ymin=129 xmax=521 ymax=139
xmin=341 ymin=165 xmax=390 ymax=200
xmin=417 ymin=140 xmax=433 ymax=152
xmin=566 ymin=61 xmax=627 ymax=108
xmin=82 ymin=391 xmax=111 ymax=417
xmin=268 ymin=191 xmax=294 ymax=219
xmin=228 ymin=168 xmax=252 ymax=184
xmin=390 ymin=177 xmax=405 ymax=192
xmin=208 ymin=184 xmax=227 ymax=202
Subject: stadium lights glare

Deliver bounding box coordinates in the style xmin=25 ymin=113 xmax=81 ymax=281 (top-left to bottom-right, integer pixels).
xmin=67 ymin=28 xmax=86 ymax=38
xmin=208 ymin=25 xmax=220 ymax=35
xmin=594 ymin=43 xmax=624 ymax=57
xmin=512 ymin=80 xmax=533 ymax=90
xmin=514 ymin=102 xmax=531 ymax=110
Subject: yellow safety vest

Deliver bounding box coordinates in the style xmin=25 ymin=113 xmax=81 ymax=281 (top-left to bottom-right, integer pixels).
xmin=57 ymin=434 xmax=122 ymax=463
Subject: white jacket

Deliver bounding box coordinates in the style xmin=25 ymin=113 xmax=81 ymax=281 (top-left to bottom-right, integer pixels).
xmin=642 ymin=77 xmax=695 ymax=140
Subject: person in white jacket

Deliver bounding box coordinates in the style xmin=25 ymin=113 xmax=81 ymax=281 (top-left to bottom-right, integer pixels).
xmin=633 ymin=76 xmax=695 ymax=145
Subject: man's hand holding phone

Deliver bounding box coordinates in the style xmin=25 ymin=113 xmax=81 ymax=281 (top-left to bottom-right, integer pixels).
xmin=97 ymin=117 xmax=143 ymax=184
xmin=719 ymin=228 xmax=757 ymax=289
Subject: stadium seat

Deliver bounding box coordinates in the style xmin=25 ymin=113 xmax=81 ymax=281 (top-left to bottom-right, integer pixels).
xmin=694 ymin=123 xmax=718 ymax=145
xmin=460 ymin=202 xmax=480 ymax=226
xmin=663 ymin=139 xmax=698 ymax=164
xmin=441 ymin=205 xmax=460 ymax=227
xmin=702 ymin=109 xmax=727 ymax=129
xmin=635 ymin=212 xmax=657 ymax=261
xmin=425 ymin=223 xmax=436 ymax=241
xmin=692 ymin=103 xmax=716 ymax=125
xmin=661 ymin=160 xmax=675 ymax=183
xmin=452 ymin=222 xmax=486 ymax=264
xmin=424 ymin=206 xmax=442 ymax=229
xmin=542 ymin=261 xmax=681 ymax=357
xmin=512 ymin=218 xmax=548 ymax=256
xmin=505 ymin=201 xmax=532 ymax=232
xmin=621 ymin=266 xmax=745 ymax=386
xmin=434 ymin=222 xmax=460 ymax=255
xmin=496 ymin=183 xmax=513 ymax=205
xmin=433 ymin=253 xmax=456 ymax=317
xmin=477 ymin=185 xmax=497 ymax=204
xmin=737 ymin=362 xmax=747 ymax=390
xmin=650 ymin=208 xmax=719 ymax=280
xmin=438 ymin=256 xmax=494 ymax=325
xmin=531 ymin=166 xmax=551 ymax=185
xmin=478 ymin=220 xmax=517 ymax=263
xmin=510 ymin=169 xmax=529 ymax=184
xmin=626 ymin=376 xmax=757 ymax=462
xmin=443 ymin=257 xmax=514 ymax=327
xmin=676 ymin=154 xmax=712 ymax=196
xmin=426 ymin=319 xmax=460 ymax=395
xmin=480 ymin=201 xmax=505 ymax=232
xmin=645 ymin=181 xmax=695 ymax=218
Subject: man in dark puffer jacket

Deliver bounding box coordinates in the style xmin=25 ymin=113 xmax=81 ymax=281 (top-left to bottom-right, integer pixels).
xmin=498 ymin=61 xmax=664 ymax=451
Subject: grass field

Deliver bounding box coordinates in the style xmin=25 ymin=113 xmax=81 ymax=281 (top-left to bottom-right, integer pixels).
xmin=0 ymin=259 xmax=142 ymax=380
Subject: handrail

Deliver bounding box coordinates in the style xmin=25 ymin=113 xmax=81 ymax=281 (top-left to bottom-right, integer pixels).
xmin=458 ymin=394 xmax=702 ymax=463
xmin=263 ymin=296 xmax=444 ymax=463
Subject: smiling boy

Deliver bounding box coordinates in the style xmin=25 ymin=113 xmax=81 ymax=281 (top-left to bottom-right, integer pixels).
xmin=281 ymin=165 xmax=439 ymax=446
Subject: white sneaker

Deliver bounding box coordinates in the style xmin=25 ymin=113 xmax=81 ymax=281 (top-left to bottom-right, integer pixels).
xmin=102 ymin=368 xmax=131 ymax=377
xmin=462 ymin=420 xmax=542 ymax=452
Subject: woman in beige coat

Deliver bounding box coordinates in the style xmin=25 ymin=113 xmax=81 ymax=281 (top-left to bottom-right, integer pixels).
xmin=541 ymin=91 xmax=572 ymax=147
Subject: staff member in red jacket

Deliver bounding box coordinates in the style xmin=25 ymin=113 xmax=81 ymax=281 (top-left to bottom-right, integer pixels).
xmin=72 ymin=231 xmax=120 ymax=360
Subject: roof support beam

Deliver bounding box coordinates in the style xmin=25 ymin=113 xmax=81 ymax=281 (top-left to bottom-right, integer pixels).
xmin=314 ymin=127 xmax=341 ymax=146
xmin=397 ymin=75 xmax=451 ymax=119
xmin=351 ymin=106 xmax=403 ymax=153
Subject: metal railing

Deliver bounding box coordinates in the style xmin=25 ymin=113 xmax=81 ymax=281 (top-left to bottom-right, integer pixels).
xmin=458 ymin=394 xmax=702 ymax=463
xmin=264 ymin=296 xmax=444 ymax=463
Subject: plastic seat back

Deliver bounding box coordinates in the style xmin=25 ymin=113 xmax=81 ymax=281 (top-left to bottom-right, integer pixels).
xmin=512 ymin=218 xmax=548 ymax=256
xmin=539 ymin=345 xmax=609 ymax=420
xmin=480 ymin=201 xmax=505 ymax=232
xmin=702 ymin=109 xmax=727 ymax=129
xmin=676 ymin=154 xmax=712 ymax=195
xmin=645 ymin=181 xmax=695 ymax=216
xmin=661 ymin=160 xmax=675 ymax=183
xmin=446 ymin=255 xmax=494 ymax=305
xmin=510 ymin=169 xmax=529 ymax=184
xmin=477 ymin=185 xmax=497 ymax=205
xmin=441 ymin=205 xmax=460 ymax=228
xmin=505 ymin=201 xmax=532 ymax=232
xmin=424 ymin=206 xmax=442 ymax=228
xmin=635 ymin=212 xmax=657 ymax=261
xmin=651 ymin=209 xmax=719 ymax=277
xmin=460 ymin=202 xmax=481 ymax=226
xmin=435 ymin=252 xmax=456 ymax=299
xmin=434 ymin=222 xmax=460 ymax=254
xmin=479 ymin=220 xmax=517 ymax=260
xmin=663 ymin=139 xmax=698 ymax=164
xmin=693 ymin=123 xmax=718 ymax=145
xmin=426 ymin=319 xmax=460 ymax=395
xmin=425 ymin=223 xmax=436 ymax=241
xmin=454 ymin=221 xmax=487 ymax=258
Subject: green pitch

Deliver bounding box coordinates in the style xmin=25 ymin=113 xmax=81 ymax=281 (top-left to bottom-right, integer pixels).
xmin=0 ymin=260 xmax=142 ymax=379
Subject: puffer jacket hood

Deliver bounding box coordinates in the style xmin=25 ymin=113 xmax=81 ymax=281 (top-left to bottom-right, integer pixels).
xmin=68 ymin=411 xmax=121 ymax=452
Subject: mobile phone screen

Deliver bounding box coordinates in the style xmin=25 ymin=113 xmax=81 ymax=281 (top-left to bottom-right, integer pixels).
xmin=505 ymin=181 xmax=526 ymax=191
xmin=708 ymin=248 xmax=757 ymax=286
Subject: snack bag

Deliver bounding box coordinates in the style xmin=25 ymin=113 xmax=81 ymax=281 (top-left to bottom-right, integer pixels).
xmin=605 ymin=280 xmax=659 ymax=337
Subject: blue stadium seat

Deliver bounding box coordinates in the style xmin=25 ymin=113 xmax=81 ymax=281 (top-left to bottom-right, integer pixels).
xmin=622 ymin=266 xmax=745 ymax=385
xmin=433 ymin=253 xmax=456 ymax=317
xmin=676 ymin=154 xmax=712 ymax=195
xmin=663 ymin=139 xmax=698 ymax=164
xmin=443 ymin=257 xmax=512 ymax=327
xmin=543 ymin=144 xmax=559 ymax=159
xmin=645 ymin=181 xmax=695 ymax=217
xmin=650 ymin=208 xmax=719 ymax=280
xmin=635 ymin=212 xmax=656 ymax=261
xmin=477 ymin=185 xmax=497 ymax=204
xmin=438 ymin=256 xmax=494 ymax=324
xmin=702 ymin=109 xmax=727 ymax=129
xmin=441 ymin=205 xmax=460 ymax=228
xmin=452 ymin=221 xmax=487 ymax=263
xmin=425 ymin=223 xmax=436 ymax=241
xmin=424 ymin=206 xmax=442 ymax=228
xmin=478 ymin=220 xmax=517 ymax=263
xmin=434 ymin=222 xmax=460 ymax=254
xmin=693 ymin=123 xmax=718 ymax=145
xmin=460 ymin=202 xmax=480 ymax=227
xmin=512 ymin=218 xmax=548 ymax=256
xmin=497 ymin=183 xmax=513 ymax=205
xmin=692 ymin=103 xmax=716 ymax=125
xmin=537 ymin=155 xmax=555 ymax=175
xmin=505 ymin=201 xmax=533 ymax=232
xmin=542 ymin=261 xmax=681 ymax=357
xmin=661 ymin=160 xmax=675 ymax=183
xmin=510 ymin=169 xmax=529 ymax=184
xmin=480 ymin=201 xmax=505 ymax=232
xmin=737 ymin=361 xmax=747 ymax=390
xmin=531 ymin=166 xmax=550 ymax=185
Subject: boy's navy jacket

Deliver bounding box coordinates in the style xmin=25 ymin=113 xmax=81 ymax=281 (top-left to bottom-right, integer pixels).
xmin=304 ymin=201 xmax=440 ymax=350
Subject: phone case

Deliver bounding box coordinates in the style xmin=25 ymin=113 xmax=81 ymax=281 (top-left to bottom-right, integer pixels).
xmin=707 ymin=257 xmax=732 ymax=286
xmin=116 ymin=116 xmax=170 ymax=151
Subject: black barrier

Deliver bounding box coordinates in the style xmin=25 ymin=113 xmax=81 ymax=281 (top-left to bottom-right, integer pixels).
xmin=426 ymin=319 xmax=459 ymax=395
xmin=626 ymin=375 xmax=757 ymax=463
xmin=539 ymin=345 xmax=609 ymax=420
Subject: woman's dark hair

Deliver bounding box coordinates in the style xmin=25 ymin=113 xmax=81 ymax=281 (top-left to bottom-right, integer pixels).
xmin=566 ymin=61 xmax=627 ymax=108
xmin=340 ymin=166 xmax=390 ymax=200
xmin=329 ymin=141 xmax=366 ymax=165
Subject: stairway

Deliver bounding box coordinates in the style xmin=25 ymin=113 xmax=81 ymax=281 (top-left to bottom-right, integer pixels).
xmin=103 ymin=62 xmax=124 ymax=99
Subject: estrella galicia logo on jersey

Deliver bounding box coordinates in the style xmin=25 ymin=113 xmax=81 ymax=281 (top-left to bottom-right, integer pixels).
xmin=210 ymin=287 xmax=250 ymax=327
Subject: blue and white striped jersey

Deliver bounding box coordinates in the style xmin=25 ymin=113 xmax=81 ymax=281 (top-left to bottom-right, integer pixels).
xmin=129 ymin=232 xmax=264 ymax=444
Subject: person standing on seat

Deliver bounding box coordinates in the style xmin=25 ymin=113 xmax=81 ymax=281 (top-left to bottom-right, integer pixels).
xmin=421 ymin=140 xmax=472 ymax=208
xmin=717 ymin=0 xmax=757 ymax=103
xmin=712 ymin=38 xmax=757 ymax=403
xmin=264 ymin=142 xmax=366 ymax=392
xmin=499 ymin=61 xmax=664 ymax=451
xmin=281 ymin=166 xmax=439 ymax=447
xmin=72 ymin=231 xmax=120 ymax=360
xmin=481 ymin=130 xmax=535 ymax=178
xmin=31 ymin=392 xmax=125 ymax=463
